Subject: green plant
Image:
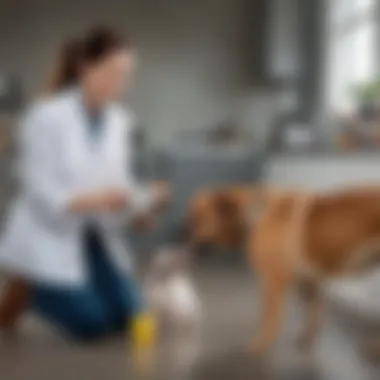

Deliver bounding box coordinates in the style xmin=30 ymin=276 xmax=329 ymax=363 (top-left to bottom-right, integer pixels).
xmin=351 ymin=76 xmax=380 ymax=103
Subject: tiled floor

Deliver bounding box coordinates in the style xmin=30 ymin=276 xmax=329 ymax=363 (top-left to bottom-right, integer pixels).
xmin=1 ymin=264 xmax=380 ymax=380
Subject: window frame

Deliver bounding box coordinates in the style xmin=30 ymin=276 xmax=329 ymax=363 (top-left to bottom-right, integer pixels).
xmin=324 ymin=0 xmax=378 ymax=112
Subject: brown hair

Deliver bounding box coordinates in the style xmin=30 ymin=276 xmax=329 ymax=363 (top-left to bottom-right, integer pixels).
xmin=45 ymin=26 xmax=130 ymax=94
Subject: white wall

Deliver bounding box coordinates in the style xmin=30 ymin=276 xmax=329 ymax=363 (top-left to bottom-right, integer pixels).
xmin=0 ymin=0 xmax=271 ymax=146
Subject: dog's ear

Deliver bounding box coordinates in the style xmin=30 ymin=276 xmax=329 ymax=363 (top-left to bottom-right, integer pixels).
xmin=177 ymin=246 xmax=193 ymax=267
xmin=214 ymin=192 xmax=239 ymax=217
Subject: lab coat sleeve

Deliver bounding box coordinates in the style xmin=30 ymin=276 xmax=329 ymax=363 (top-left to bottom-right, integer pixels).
xmin=120 ymin=114 xmax=155 ymax=216
xmin=18 ymin=104 xmax=77 ymax=220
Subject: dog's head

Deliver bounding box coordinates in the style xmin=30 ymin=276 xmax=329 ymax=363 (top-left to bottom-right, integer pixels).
xmin=186 ymin=185 xmax=267 ymax=252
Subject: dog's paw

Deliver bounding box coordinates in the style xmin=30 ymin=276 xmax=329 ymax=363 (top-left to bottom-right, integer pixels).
xmin=361 ymin=339 xmax=380 ymax=363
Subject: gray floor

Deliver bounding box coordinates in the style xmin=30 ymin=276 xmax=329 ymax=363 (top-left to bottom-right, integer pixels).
xmin=1 ymin=263 xmax=380 ymax=380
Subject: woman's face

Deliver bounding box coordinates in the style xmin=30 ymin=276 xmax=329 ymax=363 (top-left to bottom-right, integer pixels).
xmin=82 ymin=49 xmax=136 ymax=103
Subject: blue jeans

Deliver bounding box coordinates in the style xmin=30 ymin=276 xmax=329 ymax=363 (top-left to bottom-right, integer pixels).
xmin=30 ymin=227 xmax=142 ymax=340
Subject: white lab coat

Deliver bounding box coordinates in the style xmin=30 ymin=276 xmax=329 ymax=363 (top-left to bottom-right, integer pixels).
xmin=0 ymin=88 xmax=152 ymax=286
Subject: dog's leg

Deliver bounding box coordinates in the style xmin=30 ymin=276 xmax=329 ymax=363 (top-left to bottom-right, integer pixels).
xmin=363 ymin=339 xmax=380 ymax=362
xmin=249 ymin=268 xmax=291 ymax=357
xmin=294 ymin=277 xmax=322 ymax=350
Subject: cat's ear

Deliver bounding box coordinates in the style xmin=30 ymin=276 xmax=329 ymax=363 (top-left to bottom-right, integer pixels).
xmin=176 ymin=246 xmax=193 ymax=268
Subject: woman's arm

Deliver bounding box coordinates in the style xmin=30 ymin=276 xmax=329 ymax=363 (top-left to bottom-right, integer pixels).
xmin=19 ymin=103 xmax=124 ymax=220
xmin=117 ymin=112 xmax=170 ymax=219
xmin=19 ymin=103 xmax=78 ymax=219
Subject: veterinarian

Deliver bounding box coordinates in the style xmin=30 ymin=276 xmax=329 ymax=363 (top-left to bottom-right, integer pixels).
xmin=0 ymin=26 xmax=167 ymax=340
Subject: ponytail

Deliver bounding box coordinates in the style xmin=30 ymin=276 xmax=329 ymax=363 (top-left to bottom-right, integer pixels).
xmin=43 ymin=26 xmax=129 ymax=95
xmin=44 ymin=38 xmax=83 ymax=94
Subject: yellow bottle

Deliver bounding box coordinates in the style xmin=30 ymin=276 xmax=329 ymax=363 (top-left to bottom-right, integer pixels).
xmin=130 ymin=312 xmax=157 ymax=350
xmin=130 ymin=312 xmax=157 ymax=376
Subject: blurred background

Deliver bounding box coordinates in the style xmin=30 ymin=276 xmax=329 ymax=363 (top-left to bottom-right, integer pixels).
xmin=1 ymin=0 xmax=380 ymax=379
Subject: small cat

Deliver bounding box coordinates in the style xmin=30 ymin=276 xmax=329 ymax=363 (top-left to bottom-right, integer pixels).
xmin=144 ymin=247 xmax=201 ymax=336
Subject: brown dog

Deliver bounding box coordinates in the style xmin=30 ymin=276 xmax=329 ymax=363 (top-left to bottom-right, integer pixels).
xmin=187 ymin=185 xmax=267 ymax=251
xmin=187 ymin=185 xmax=380 ymax=357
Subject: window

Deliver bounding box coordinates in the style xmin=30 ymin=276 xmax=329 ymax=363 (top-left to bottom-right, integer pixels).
xmin=325 ymin=0 xmax=377 ymax=112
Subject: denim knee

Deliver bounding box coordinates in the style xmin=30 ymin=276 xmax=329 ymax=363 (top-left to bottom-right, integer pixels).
xmin=69 ymin=307 xmax=112 ymax=340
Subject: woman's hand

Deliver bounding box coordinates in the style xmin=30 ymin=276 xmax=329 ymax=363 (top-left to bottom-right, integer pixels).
xmin=150 ymin=181 xmax=171 ymax=211
xmin=68 ymin=189 xmax=128 ymax=214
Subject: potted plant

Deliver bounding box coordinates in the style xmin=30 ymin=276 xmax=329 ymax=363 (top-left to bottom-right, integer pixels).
xmin=351 ymin=76 xmax=380 ymax=121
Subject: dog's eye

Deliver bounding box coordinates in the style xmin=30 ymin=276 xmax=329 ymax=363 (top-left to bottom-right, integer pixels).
xmin=216 ymin=196 xmax=238 ymax=217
